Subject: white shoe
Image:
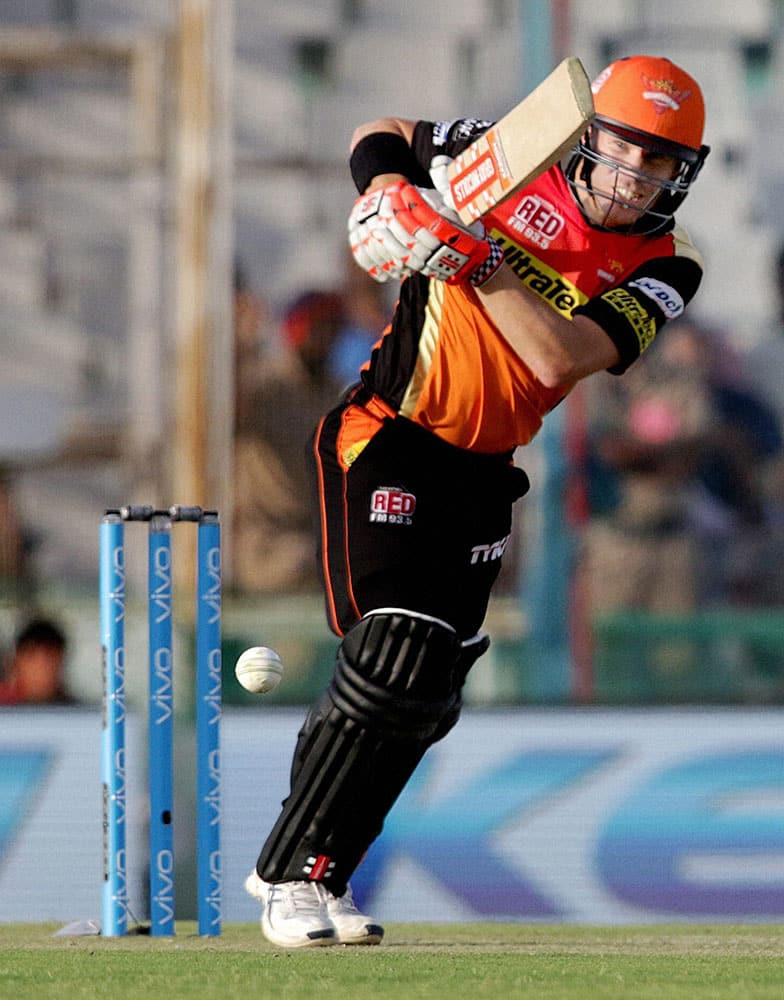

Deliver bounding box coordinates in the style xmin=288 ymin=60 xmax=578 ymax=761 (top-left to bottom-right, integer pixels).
xmin=325 ymin=884 xmax=384 ymax=945
xmin=244 ymin=870 xmax=336 ymax=948
xmin=244 ymin=869 xmax=267 ymax=904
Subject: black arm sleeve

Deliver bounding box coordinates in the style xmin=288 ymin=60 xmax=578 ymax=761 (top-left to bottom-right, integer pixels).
xmin=573 ymin=254 xmax=703 ymax=374
xmin=348 ymin=117 xmax=493 ymax=193
xmin=349 ymin=131 xmax=432 ymax=192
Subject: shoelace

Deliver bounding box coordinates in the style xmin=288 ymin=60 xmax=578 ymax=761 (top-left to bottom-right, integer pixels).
xmin=270 ymin=881 xmax=327 ymax=917
xmin=327 ymin=885 xmax=364 ymax=915
xmin=332 ymin=890 xmax=355 ymax=913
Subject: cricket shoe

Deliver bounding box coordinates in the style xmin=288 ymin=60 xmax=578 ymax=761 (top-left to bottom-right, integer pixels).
xmin=325 ymin=884 xmax=384 ymax=946
xmin=244 ymin=871 xmax=336 ymax=948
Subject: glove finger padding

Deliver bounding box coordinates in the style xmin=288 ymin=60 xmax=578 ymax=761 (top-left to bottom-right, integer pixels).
xmin=349 ymin=186 xmax=437 ymax=282
xmin=348 ymin=186 xmax=413 ymax=283
xmin=400 ymin=184 xmax=504 ymax=286
xmin=382 ymin=206 xmax=441 ymax=270
xmin=376 ymin=195 xmax=442 ymax=269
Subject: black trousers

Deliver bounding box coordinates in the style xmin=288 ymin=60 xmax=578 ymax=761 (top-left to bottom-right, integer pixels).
xmin=310 ymin=402 xmax=529 ymax=640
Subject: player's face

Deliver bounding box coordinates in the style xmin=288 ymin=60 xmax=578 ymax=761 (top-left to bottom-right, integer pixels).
xmin=578 ymin=129 xmax=679 ymax=229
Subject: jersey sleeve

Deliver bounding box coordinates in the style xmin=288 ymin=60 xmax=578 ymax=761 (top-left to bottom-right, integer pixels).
xmin=411 ymin=118 xmax=496 ymax=180
xmin=573 ymin=253 xmax=703 ymax=374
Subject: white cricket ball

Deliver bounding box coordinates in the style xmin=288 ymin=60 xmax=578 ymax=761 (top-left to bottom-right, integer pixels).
xmin=235 ymin=646 xmax=284 ymax=694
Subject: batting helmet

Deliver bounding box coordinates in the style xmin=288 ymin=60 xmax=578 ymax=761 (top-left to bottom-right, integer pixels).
xmin=564 ymin=55 xmax=710 ymax=233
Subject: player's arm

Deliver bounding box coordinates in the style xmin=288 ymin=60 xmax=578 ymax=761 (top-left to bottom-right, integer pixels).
xmin=349 ymin=118 xmax=418 ymax=192
xmin=349 ymin=118 xmax=435 ymax=198
xmin=476 ymin=265 xmax=620 ymax=386
xmin=477 ymin=253 xmax=704 ymax=388
xmin=349 ymin=117 xmax=490 ymax=192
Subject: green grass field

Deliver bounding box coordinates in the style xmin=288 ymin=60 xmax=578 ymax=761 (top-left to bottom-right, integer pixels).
xmin=2 ymin=923 xmax=783 ymax=1000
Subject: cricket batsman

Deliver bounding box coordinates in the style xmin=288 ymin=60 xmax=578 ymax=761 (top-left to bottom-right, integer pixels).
xmin=245 ymin=54 xmax=710 ymax=946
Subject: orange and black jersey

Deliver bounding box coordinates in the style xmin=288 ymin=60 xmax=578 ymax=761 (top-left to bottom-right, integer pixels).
xmin=357 ymin=116 xmax=704 ymax=456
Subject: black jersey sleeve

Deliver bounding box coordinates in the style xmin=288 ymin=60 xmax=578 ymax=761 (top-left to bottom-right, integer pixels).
xmin=411 ymin=118 xmax=496 ymax=182
xmin=573 ymin=254 xmax=703 ymax=374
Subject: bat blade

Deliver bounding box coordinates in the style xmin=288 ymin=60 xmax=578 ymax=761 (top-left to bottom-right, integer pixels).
xmin=447 ymin=57 xmax=595 ymax=224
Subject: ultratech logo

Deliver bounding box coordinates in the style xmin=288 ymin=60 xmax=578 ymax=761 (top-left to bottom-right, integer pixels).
xmin=370 ymin=487 xmax=416 ymax=525
xmin=601 ymin=288 xmax=657 ymax=352
xmin=490 ymin=232 xmax=588 ymax=317
xmin=510 ymin=193 xmax=565 ymax=249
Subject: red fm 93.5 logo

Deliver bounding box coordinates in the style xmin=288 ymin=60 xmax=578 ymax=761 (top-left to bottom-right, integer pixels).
xmin=369 ymin=487 xmax=416 ymax=525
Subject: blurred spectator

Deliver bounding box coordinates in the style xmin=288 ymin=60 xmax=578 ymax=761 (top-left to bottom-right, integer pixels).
xmin=741 ymin=240 xmax=784 ymax=601
xmin=581 ymin=327 xmax=714 ymax=615
xmin=745 ymin=241 xmax=784 ymax=426
xmin=682 ymin=324 xmax=782 ymax=605
xmin=328 ymin=259 xmax=389 ymax=389
xmin=582 ymin=320 xmax=782 ymax=612
xmin=233 ymin=261 xmax=271 ymax=430
xmin=232 ymin=288 xmax=345 ymax=594
xmin=0 ymin=617 xmax=73 ymax=705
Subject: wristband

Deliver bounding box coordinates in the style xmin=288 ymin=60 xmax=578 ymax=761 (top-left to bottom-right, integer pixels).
xmin=469 ymin=237 xmax=505 ymax=287
xmin=349 ymin=132 xmax=420 ymax=193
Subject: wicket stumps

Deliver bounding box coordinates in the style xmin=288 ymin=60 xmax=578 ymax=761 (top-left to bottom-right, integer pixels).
xmin=100 ymin=504 xmax=222 ymax=937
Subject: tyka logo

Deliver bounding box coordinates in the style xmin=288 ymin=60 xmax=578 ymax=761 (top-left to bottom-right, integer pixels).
xmin=370 ymin=487 xmax=416 ymax=525
xmin=470 ymin=534 xmax=510 ymax=565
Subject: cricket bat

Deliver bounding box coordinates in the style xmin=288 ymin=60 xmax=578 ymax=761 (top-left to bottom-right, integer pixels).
xmin=447 ymin=57 xmax=595 ymax=224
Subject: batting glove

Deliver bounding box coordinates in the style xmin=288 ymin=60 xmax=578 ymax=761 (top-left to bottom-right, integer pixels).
xmin=348 ymin=181 xmax=504 ymax=287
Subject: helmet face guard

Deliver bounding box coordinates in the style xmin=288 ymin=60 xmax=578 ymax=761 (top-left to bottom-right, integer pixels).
xmin=565 ymin=118 xmax=710 ymax=234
